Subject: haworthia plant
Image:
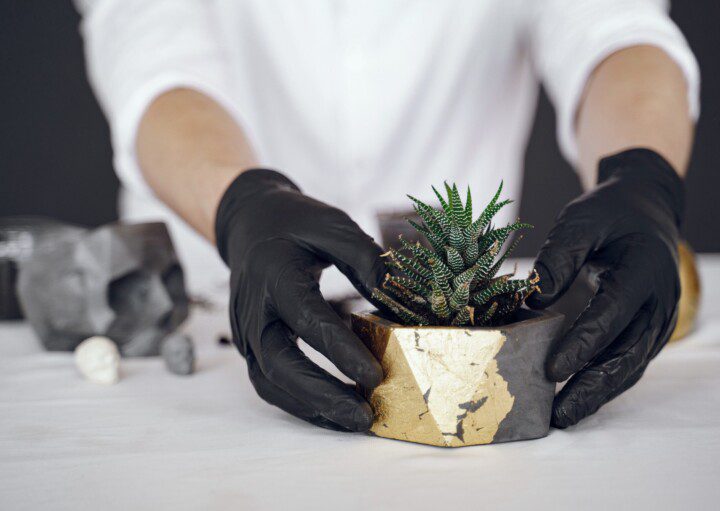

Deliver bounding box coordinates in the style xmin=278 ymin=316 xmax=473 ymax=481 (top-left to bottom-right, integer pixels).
xmin=372 ymin=182 xmax=539 ymax=327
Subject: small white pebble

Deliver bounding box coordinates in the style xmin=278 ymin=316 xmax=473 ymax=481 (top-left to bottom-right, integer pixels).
xmin=74 ymin=336 xmax=120 ymax=385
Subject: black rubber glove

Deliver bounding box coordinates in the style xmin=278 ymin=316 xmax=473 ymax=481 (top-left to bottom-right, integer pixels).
xmin=526 ymin=148 xmax=684 ymax=428
xmin=215 ymin=169 xmax=385 ymax=432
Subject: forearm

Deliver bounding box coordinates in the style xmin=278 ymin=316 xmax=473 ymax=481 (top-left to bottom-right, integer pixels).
xmin=136 ymin=88 xmax=257 ymax=241
xmin=576 ymin=45 xmax=694 ymax=188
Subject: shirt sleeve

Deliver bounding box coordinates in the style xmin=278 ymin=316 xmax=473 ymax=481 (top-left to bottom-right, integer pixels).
xmin=528 ymin=0 xmax=700 ymax=165
xmin=75 ymin=0 xmax=241 ymax=196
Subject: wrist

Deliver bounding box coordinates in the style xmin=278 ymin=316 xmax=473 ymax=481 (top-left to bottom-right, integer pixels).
xmin=214 ymin=168 xmax=301 ymax=264
xmin=598 ymin=148 xmax=685 ymax=228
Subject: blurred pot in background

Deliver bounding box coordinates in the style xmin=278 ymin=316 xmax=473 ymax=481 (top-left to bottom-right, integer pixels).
xmin=670 ymin=241 xmax=701 ymax=341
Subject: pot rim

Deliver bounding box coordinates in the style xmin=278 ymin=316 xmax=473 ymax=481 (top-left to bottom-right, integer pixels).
xmin=351 ymin=308 xmax=563 ymax=331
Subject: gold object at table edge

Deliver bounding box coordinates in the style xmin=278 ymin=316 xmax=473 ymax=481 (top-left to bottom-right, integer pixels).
xmin=670 ymin=241 xmax=701 ymax=342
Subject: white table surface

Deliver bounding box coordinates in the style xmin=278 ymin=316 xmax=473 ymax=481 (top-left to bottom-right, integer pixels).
xmin=2 ymin=257 xmax=720 ymax=511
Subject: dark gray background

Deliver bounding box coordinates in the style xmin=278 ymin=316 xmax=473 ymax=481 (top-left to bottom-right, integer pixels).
xmin=1 ymin=1 xmax=718 ymax=255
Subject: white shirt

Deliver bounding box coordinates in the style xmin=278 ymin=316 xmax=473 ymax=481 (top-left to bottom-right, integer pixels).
xmin=76 ymin=0 xmax=699 ymax=301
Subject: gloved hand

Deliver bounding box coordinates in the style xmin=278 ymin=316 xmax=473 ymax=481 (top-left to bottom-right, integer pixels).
xmin=215 ymin=169 xmax=385 ymax=431
xmin=526 ymin=148 xmax=684 ymax=428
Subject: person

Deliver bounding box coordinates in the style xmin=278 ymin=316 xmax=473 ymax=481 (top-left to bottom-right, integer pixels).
xmin=75 ymin=0 xmax=700 ymax=432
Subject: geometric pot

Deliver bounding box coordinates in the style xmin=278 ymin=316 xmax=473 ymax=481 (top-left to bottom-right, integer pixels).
xmin=351 ymin=309 xmax=564 ymax=447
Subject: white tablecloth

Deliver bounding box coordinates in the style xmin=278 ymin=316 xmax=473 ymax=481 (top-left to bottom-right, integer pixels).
xmin=2 ymin=257 xmax=720 ymax=511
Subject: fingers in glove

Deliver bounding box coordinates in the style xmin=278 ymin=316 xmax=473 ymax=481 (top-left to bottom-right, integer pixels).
xmin=526 ymin=212 xmax=595 ymax=309
xmin=605 ymin=365 xmax=646 ymax=403
xmin=246 ymin=353 xmax=352 ymax=432
xmin=647 ymin=305 xmax=678 ymax=362
xmin=545 ymin=245 xmax=651 ymax=382
xmin=332 ymin=240 xmax=387 ymax=301
xmin=272 ymin=266 xmax=383 ymax=389
xmin=256 ymin=321 xmax=375 ymax=432
xmin=551 ymin=307 xmax=655 ymax=428
xmin=302 ymin=205 xmax=387 ymax=298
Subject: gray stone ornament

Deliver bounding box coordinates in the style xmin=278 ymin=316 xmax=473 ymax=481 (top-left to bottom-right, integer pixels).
xmin=16 ymin=220 xmax=189 ymax=357
xmin=1 ymin=217 xmax=85 ymax=319
xmin=161 ymin=333 xmax=195 ymax=375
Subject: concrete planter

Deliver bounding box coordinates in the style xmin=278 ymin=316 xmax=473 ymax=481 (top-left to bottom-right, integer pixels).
xmin=351 ymin=309 xmax=563 ymax=447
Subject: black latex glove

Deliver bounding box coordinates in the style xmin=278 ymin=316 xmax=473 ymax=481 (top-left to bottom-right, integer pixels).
xmin=215 ymin=169 xmax=385 ymax=432
xmin=526 ymin=148 xmax=684 ymax=428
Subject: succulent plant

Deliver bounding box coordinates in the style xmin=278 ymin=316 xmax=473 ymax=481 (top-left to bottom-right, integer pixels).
xmin=372 ymin=182 xmax=539 ymax=327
